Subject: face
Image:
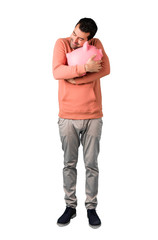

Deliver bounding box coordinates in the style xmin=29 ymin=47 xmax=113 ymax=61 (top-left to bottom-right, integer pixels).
xmin=70 ymin=24 xmax=90 ymax=49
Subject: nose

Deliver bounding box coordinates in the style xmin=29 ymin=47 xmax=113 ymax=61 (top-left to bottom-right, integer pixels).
xmin=73 ymin=37 xmax=78 ymax=44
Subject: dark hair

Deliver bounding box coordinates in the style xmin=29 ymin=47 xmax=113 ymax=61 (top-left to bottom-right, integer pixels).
xmin=75 ymin=18 xmax=98 ymax=40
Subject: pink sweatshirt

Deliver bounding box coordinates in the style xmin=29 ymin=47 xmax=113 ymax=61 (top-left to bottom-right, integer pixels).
xmin=52 ymin=37 xmax=110 ymax=119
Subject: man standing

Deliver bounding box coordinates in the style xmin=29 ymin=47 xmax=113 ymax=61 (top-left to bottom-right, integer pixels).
xmin=52 ymin=18 xmax=110 ymax=228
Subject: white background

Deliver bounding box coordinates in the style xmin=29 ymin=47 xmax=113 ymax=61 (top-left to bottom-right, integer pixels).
xmin=0 ymin=0 xmax=158 ymax=239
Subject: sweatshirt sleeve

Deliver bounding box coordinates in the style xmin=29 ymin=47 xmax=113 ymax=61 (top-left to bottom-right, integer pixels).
xmin=52 ymin=38 xmax=86 ymax=80
xmin=75 ymin=38 xmax=110 ymax=85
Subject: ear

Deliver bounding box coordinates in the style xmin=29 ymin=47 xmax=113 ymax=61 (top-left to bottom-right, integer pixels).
xmin=83 ymin=41 xmax=89 ymax=51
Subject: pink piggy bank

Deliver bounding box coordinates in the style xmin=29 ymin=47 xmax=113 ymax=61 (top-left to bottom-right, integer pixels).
xmin=66 ymin=41 xmax=103 ymax=67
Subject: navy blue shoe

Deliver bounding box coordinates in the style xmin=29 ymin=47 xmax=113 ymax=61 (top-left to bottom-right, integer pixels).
xmin=87 ymin=209 xmax=101 ymax=228
xmin=57 ymin=207 xmax=76 ymax=226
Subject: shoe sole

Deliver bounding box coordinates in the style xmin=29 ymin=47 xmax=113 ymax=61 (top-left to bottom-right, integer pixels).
xmin=89 ymin=223 xmax=101 ymax=229
xmin=57 ymin=213 xmax=76 ymax=227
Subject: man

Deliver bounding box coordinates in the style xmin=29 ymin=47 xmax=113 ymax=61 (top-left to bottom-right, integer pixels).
xmin=52 ymin=18 xmax=110 ymax=228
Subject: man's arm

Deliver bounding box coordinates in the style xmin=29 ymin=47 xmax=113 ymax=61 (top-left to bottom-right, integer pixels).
xmin=52 ymin=38 xmax=86 ymax=80
xmin=69 ymin=38 xmax=110 ymax=85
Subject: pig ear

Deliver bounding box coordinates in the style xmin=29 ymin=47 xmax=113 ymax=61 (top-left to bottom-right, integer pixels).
xmin=83 ymin=41 xmax=89 ymax=51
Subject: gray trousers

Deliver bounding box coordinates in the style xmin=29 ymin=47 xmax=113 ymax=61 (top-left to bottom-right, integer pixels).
xmin=57 ymin=117 xmax=103 ymax=210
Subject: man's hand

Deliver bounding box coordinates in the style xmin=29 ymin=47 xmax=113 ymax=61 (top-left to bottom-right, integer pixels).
xmin=84 ymin=55 xmax=102 ymax=73
xmin=66 ymin=78 xmax=76 ymax=84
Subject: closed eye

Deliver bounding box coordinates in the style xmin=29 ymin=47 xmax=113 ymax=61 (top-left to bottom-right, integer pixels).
xmin=73 ymin=31 xmax=84 ymax=41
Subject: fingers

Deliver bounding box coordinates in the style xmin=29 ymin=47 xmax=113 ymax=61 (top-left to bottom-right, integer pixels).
xmin=90 ymin=55 xmax=102 ymax=62
xmin=66 ymin=79 xmax=76 ymax=84
xmin=90 ymin=54 xmax=96 ymax=60
xmin=96 ymin=63 xmax=102 ymax=72
xmin=96 ymin=60 xmax=102 ymax=67
xmin=86 ymin=55 xmax=103 ymax=72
